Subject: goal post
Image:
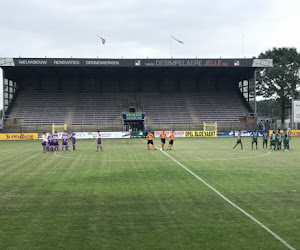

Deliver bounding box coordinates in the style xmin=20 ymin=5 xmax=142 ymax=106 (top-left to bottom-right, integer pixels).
xmin=203 ymin=122 xmax=217 ymax=135
xmin=52 ymin=124 xmax=67 ymax=134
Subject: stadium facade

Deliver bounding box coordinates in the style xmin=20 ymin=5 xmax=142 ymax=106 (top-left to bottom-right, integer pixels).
xmin=0 ymin=57 xmax=272 ymax=132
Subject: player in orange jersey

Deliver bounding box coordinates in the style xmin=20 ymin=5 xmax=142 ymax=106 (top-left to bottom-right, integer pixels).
xmin=160 ymin=131 xmax=166 ymax=150
xmin=167 ymin=131 xmax=175 ymax=150
xmin=147 ymin=131 xmax=156 ymax=150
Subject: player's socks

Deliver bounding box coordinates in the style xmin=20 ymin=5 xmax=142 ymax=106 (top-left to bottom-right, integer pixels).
xmin=66 ymin=146 xmax=68 ymax=152
xmin=100 ymin=146 xmax=103 ymax=152
xmin=73 ymin=145 xmax=75 ymax=150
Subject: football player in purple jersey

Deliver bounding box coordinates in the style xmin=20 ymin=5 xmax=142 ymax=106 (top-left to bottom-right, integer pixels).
xmin=61 ymin=130 xmax=69 ymax=153
xmin=48 ymin=133 xmax=54 ymax=152
xmin=52 ymin=131 xmax=59 ymax=152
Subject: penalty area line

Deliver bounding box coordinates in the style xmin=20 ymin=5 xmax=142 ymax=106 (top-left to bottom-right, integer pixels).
xmin=159 ymin=149 xmax=295 ymax=250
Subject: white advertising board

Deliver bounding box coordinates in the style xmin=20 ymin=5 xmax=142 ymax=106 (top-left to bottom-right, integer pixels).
xmin=293 ymin=100 xmax=300 ymax=123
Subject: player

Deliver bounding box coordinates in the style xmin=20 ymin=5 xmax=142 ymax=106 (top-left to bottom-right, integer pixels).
xmin=42 ymin=132 xmax=48 ymax=153
xmin=251 ymin=129 xmax=259 ymax=150
xmin=233 ymin=130 xmax=243 ymax=150
xmin=97 ymin=130 xmax=103 ymax=152
xmin=147 ymin=131 xmax=155 ymax=150
xmin=52 ymin=131 xmax=59 ymax=152
xmin=276 ymin=129 xmax=282 ymax=150
xmin=71 ymin=131 xmax=76 ymax=151
xmin=61 ymin=130 xmax=69 ymax=153
xmin=262 ymin=130 xmax=268 ymax=150
xmin=48 ymin=132 xmax=54 ymax=152
xmin=160 ymin=131 xmax=166 ymax=150
xmin=270 ymin=130 xmax=277 ymax=151
xmin=167 ymin=131 xmax=174 ymax=150
xmin=283 ymin=129 xmax=291 ymax=151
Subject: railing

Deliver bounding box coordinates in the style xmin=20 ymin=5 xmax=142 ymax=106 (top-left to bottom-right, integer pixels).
xmin=248 ymin=113 xmax=265 ymax=130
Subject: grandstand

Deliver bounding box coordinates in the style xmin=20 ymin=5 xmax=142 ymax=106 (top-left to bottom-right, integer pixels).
xmin=0 ymin=58 xmax=272 ymax=132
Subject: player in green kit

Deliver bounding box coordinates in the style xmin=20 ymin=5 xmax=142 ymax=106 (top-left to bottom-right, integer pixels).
xmin=276 ymin=129 xmax=282 ymax=150
xmin=251 ymin=129 xmax=259 ymax=149
xmin=262 ymin=130 xmax=268 ymax=150
xmin=270 ymin=130 xmax=277 ymax=151
xmin=233 ymin=130 xmax=244 ymax=150
xmin=283 ymin=129 xmax=291 ymax=151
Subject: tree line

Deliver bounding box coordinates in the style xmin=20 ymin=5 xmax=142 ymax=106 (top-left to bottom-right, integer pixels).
xmin=256 ymin=47 xmax=300 ymax=123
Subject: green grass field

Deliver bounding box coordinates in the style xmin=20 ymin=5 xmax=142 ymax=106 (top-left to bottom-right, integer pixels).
xmin=0 ymin=137 xmax=299 ymax=250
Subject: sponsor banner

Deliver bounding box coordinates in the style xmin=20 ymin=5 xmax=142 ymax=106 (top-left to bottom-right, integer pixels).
xmin=217 ymin=131 xmax=235 ymax=137
xmin=233 ymin=130 xmax=265 ymax=137
xmin=0 ymin=133 xmax=38 ymax=140
xmin=269 ymin=130 xmax=300 ymax=137
xmin=184 ymin=131 xmax=217 ymax=137
xmin=39 ymin=132 xmax=131 ymax=139
xmin=290 ymin=130 xmax=300 ymax=137
xmin=155 ymin=131 xmax=185 ymax=138
xmin=293 ymin=100 xmax=300 ymax=123
xmin=1 ymin=58 xmax=269 ymax=68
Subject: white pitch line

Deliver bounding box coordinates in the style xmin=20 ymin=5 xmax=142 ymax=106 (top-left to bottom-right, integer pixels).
xmin=159 ymin=149 xmax=295 ymax=250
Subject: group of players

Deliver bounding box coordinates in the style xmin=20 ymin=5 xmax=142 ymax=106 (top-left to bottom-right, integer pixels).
xmin=146 ymin=131 xmax=174 ymax=150
xmin=42 ymin=129 xmax=291 ymax=153
xmin=233 ymin=129 xmax=291 ymax=151
xmin=41 ymin=130 xmax=103 ymax=153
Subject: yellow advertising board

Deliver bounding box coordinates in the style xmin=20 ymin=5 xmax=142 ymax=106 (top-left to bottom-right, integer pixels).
xmin=269 ymin=130 xmax=300 ymax=137
xmin=290 ymin=130 xmax=300 ymax=137
xmin=185 ymin=131 xmax=217 ymax=137
xmin=0 ymin=133 xmax=38 ymax=141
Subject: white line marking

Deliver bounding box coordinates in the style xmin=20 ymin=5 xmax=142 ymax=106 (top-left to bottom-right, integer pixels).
xmin=159 ymin=149 xmax=295 ymax=250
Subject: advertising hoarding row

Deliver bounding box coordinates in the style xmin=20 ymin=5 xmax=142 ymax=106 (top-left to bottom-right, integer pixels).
xmin=2 ymin=130 xmax=300 ymax=141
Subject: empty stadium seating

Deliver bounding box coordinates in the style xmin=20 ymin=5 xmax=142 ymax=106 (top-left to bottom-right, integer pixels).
xmin=140 ymin=93 xmax=193 ymax=124
xmin=190 ymin=92 xmax=246 ymax=123
xmin=15 ymin=93 xmax=68 ymax=125
xmin=71 ymin=93 xmax=121 ymax=125
xmin=12 ymin=91 xmax=248 ymax=129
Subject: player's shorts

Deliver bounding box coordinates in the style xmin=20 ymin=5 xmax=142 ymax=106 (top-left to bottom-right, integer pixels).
xmin=263 ymin=139 xmax=268 ymax=143
xmin=237 ymin=140 xmax=241 ymax=144
xmin=270 ymin=141 xmax=275 ymax=146
xmin=62 ymin=140 xmax=68 ymax=146
xmin=147 ymin=140 xmax=153 ymax=145
xmin=48 ymin=141 xmax=53 ymax=146
xmin=97 ymin=139 xmax=102 ymax=145
xmin=284 ymin=139 xmax=289 ymax=145
xmin=169 ymin=140 xmax=174 ymax=145
xmin=252 ymin=139 xmax=257 ymax=143
xmin=161 ymin=139 xmax=165 ymax=144
xmin=42 ymin=141 xmax=46 ymax=146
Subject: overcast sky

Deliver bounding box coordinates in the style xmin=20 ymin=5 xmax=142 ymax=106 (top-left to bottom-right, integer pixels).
xmin=1 ymin=0 xmax=300 ymax=109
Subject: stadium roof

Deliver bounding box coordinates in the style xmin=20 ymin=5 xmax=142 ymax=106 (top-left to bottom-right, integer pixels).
xmin=0 ymin=58 xmax=272 ymax=68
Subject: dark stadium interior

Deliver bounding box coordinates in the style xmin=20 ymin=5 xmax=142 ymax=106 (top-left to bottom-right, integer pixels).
xmin=3 ymin=66 xmax=255 ymax=93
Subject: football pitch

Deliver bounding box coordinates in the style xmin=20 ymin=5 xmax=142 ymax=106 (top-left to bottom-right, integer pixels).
xmin=0 ymin=137 xmax=299 ymax=249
